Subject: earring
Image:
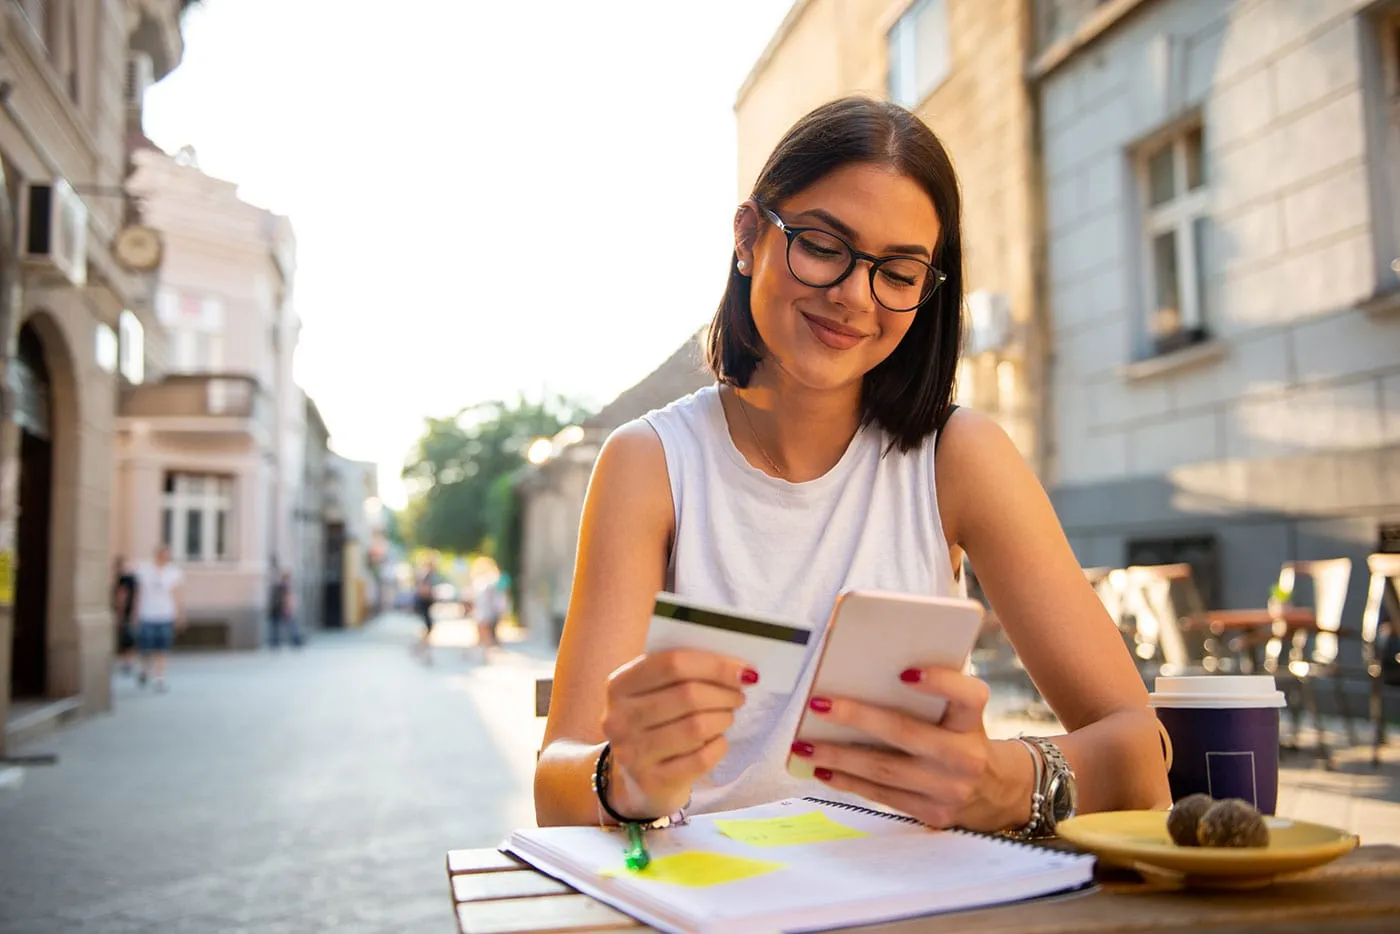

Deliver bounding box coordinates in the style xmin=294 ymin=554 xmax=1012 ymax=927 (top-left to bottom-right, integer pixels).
xmin=737 ymin=259 xmax=748 ymax=273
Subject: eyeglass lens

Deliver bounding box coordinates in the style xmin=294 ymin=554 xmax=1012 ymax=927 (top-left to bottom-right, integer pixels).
xmin=788 ymin=229 xmax=933 ymax=311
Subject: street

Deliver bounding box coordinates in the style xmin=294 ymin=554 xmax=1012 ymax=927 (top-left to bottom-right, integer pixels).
xmin=0 ymin=613 xmax=552 ymax=934
xmin=5 ymin=612 xmax=1400 ymax=934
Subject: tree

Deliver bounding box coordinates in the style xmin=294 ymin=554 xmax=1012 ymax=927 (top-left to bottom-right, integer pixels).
xmin=400 ymin=394 xmax=589 ymax=565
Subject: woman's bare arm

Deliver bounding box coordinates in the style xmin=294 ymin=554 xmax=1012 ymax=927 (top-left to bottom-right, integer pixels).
xmin=938 ymin=411 xmax=1170 ymax=814
xmin=533 ymin=421 xmax=675 ymax=826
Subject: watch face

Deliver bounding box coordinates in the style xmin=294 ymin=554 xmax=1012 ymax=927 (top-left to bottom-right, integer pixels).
xmin=1049 ymin=772 xmax=1078 ymax=822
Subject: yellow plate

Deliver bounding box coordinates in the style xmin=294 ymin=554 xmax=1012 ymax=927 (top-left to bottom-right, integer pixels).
xmin=1057 ymin=810 xmax=1358 ymax=887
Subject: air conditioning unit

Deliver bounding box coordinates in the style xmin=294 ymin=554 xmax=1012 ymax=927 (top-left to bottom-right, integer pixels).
xmin=19 ymin=180 xmax=88 ymax=287
xmin=125 ymin=52 xmax=154 ymax=109
xmin=965 ymin=290 xmax=1011 ymax=356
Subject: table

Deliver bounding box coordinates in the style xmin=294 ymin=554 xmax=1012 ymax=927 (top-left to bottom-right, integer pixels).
xmin=447 ymin=844 xmax=1400 ymax=933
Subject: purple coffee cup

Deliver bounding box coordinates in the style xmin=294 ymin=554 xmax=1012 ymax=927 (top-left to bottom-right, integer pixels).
xmin=1149 ymin=675 xmax=1287 ymax=815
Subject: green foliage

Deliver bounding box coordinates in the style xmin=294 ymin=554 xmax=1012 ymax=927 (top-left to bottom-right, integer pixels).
xmin=400 ymin=394 xmax=589 ymax=561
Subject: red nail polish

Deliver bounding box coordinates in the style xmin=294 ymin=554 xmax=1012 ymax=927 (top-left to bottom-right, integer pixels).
xmin=899 ymin=668 xmax=923 ymax=684
xmin=790 ymin=741 xmax=814 ymax=757
xmin=809 ymin=696 xmax=832 ymax=713
xmin=740 ymin=668 xmax=760 ymax=685
xmin=814 ymin=767 xmax=833 ymax=781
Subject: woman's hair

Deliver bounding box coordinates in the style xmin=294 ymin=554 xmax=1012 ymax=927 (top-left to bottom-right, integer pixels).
xmin=705 ymin=96 xmax=964 ymax=453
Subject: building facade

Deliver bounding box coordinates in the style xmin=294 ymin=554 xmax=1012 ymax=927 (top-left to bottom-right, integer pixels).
xmin=0 ymin=0 xmax=186 ymax=750
xmin=734 ymin=0 xmax=1047 ymax=467
xmin=299 ymin=394 xmax=329 ymax=632
xmin=516 ymin=331 xmax=710 ymax=648
xmin=1034 ymin=0 xmax=1400 ymax=611
xmin=112 ymin=144 xmax=306 ymax=649
xmin=323 ymin=453 xmax=380 ymax=628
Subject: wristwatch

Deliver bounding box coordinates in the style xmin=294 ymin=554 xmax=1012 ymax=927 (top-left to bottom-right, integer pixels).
xmin=1007 ymin=736 xmax=1077 ymax=839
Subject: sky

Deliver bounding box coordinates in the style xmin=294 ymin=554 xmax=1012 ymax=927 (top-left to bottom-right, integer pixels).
xmin=143 ymin=0 xmax=795 ymax=509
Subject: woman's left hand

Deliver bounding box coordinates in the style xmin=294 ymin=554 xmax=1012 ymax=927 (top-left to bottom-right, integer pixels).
xmin=790 ymin=667 xmax=1033 ymax=832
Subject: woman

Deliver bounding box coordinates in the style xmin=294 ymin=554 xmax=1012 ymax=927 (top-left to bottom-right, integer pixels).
xmin=535 ymin=97 xmax=1168 ymax=833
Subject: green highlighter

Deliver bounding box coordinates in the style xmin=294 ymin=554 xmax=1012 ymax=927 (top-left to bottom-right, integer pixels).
xmin=623 ymin=822 xmax=651 ymax=871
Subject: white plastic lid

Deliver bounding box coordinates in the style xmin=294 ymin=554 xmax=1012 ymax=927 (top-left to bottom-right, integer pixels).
xmin=1148 ymin=675 xmax=1286 ymax=709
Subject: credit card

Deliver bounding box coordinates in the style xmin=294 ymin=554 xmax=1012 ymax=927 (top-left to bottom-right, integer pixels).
xmin=644 ymin=592 xmax=811 ymax=694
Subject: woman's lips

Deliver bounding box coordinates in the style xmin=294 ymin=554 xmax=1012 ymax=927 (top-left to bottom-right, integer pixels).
xmin=802 ymin=312 xmax=868 ymax=351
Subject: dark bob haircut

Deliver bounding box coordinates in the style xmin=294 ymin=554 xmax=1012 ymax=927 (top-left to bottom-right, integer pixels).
xmin=704 ymin=96 xmax=964 ymax=453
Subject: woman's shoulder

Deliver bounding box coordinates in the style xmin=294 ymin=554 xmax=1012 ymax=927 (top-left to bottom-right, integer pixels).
xmin=639 ymin=384 xmax=718 ymax=433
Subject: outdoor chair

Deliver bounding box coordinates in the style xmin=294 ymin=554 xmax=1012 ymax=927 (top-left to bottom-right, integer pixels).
xmin=1361 ymin=553 xmax=1400 ymax=766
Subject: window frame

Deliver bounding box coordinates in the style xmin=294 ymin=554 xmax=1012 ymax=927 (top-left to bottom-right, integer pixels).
xmin=1134 ymin=121 xmax=1210 ymax=357
xmin=1373 ymin=8 xmax=1400 ymax=294
xmin=887 ymin=0 xmax=951 ymax=109
xmin=160 ymin=473 xmax=235 ymax=563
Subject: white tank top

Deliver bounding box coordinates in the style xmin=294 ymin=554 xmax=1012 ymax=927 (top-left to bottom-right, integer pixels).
xmin=641 ymin=385 xmax=960 ymax=814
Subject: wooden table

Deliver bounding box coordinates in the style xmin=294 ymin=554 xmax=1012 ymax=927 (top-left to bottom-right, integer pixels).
xmin=447 ymin=844 xmax=1400 ymax=933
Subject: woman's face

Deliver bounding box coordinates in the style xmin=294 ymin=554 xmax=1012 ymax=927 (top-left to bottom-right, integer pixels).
xmin=739 ymin=163 xmax=941 ymax=393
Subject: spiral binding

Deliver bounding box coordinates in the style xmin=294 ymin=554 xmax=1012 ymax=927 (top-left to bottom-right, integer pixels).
xmin=801 ymin=796 xmax=1076 ymax=857
xmin=801 ymin=796 xmax=920 ymax=825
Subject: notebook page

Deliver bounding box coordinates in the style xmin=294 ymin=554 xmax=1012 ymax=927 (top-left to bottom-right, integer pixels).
xmin=506 ymin=798 xmax=1093 ymax=934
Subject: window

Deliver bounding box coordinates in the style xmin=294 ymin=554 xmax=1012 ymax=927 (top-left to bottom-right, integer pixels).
xmin=95 ymin=324 xmax=118 ymax=374
xmin=888 ymin=0 xmax=950 ymax=108
xmin=1367 ymin=9 xmax=1400 ymax=291
xmin=160 ymin=290 xmax=226 ymax=373
xmin=118 ymin=310 xmax=144 ymax=384
xmin=1137 ymin=123 xmax=1209 ymax=355
xmin=1126 ymin=535 xmax=1220 ymax=614
xmin=161 ymin=473 xmax=234 ymax=562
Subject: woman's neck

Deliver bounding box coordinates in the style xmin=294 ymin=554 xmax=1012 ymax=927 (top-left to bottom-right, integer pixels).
xmin=724 ymin=368 xmax=863 ymax=482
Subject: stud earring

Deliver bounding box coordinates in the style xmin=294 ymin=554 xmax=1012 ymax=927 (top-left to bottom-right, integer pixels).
xmin=737 ymin=259 xmax=748 ymax=273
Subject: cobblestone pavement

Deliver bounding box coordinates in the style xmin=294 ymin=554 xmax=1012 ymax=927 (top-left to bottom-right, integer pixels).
xmin=0 ymin=613 xmax=552 ymax=934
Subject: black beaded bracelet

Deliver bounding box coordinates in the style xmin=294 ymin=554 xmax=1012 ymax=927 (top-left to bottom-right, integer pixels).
xmin=591 ymin=743 xmax=662 ymax=826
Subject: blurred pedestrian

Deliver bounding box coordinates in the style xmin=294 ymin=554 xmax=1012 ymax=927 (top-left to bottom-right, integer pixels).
xmin=268 ymin=569 xmax=303 ymax=648
xmin=469 ymin=557 xmax=503 ymax=661
xmin=111 ymin=556 xmax=138 ymax=675
xmin=132 ymin=544 xmax=185 ymax=692
xmin=412 ymin=555 xmax=439 ymax=662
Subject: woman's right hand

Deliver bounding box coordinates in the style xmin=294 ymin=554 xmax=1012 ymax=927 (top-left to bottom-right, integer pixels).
xmin=600 ymin=648 xmax=757 ymax=819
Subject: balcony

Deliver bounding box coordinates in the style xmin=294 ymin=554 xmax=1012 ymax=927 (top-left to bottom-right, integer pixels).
xmin=119 ymin=373 xmax=264 ymax=436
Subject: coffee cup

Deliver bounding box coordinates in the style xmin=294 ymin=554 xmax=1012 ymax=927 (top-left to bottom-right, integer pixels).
xmin=1148 ymin=675 xmax=1286 ymax=814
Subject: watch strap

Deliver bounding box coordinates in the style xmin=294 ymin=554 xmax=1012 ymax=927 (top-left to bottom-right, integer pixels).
xmin=1018 ymin=736 xmax=1075 ymax=838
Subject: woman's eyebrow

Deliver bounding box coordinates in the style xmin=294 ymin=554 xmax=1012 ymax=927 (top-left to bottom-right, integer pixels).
xmin=790 ymin=208 xmax=931 ymax=259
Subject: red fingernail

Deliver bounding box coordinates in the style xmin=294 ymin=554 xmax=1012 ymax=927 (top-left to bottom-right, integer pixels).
xmin=900 ymin=668 xmax=923 ymax=684
xmin=740 ymin=668 xmax=760 ymax=685
xmin=790 ymin=742 xmax=814 ymax=757
xmin=809 ymin=697 xmax=832 ymax=713
xmin=814 ymin=767 xmax=833 ymax=781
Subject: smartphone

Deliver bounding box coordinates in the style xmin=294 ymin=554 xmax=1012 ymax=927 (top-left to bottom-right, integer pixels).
xmin=787 ymin=590 xmax=985 ymax=780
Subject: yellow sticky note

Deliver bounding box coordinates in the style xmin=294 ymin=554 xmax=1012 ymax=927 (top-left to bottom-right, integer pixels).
xmin=713 ymin=809 xmax=870 ymax=847
xmin=601 ymin=851 xmax=783 ymax=887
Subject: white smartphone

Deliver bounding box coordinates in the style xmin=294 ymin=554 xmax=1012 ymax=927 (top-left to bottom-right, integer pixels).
xmin=787 ymin=589 xmax=985 ymax=779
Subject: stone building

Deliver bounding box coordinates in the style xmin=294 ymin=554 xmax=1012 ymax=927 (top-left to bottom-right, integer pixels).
xmin=0 ymin=0 xmax=188 ymax=750
xmin=734 ymin=0 xmax=1048 ymax=468
xmin=1033 ymin=0 xmax=1400 ymax=610
xmin=112 ymin=145 xmax=306 ymax=649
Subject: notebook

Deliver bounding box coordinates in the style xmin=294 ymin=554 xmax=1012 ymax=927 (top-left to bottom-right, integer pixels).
xmin=503 ymin=797 xmax=1096 ymax=934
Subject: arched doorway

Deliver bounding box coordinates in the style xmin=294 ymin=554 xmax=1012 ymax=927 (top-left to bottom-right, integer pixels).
xmin=9 ymin=321 xmax=54 ymax=699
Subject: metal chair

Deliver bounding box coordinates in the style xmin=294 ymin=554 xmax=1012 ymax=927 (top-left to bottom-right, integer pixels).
xmin=1259 ymin=558 xmax=1355 ymax=765
xmin=1361 ymin=553 xmax=1400 ymax=766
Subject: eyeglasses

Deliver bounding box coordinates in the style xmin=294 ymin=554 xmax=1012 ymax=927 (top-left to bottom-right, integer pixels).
xmin=761 ymin=207 xmax=946 ymax=312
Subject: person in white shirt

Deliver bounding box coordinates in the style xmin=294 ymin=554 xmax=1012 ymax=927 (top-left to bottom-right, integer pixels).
xmin=470 ymin=558 xmax=507 ymax=660
xmin=132 ymin=545 xmax=185 ymax=692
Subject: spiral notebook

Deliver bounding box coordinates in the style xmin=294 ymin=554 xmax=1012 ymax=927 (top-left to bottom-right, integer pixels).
xmin=504 ymin=797 xmax=1095 ymax=934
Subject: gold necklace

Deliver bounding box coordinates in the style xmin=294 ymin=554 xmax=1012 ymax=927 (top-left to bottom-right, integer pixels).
xmin=734 ymin=389 xmax=784 ymax=476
